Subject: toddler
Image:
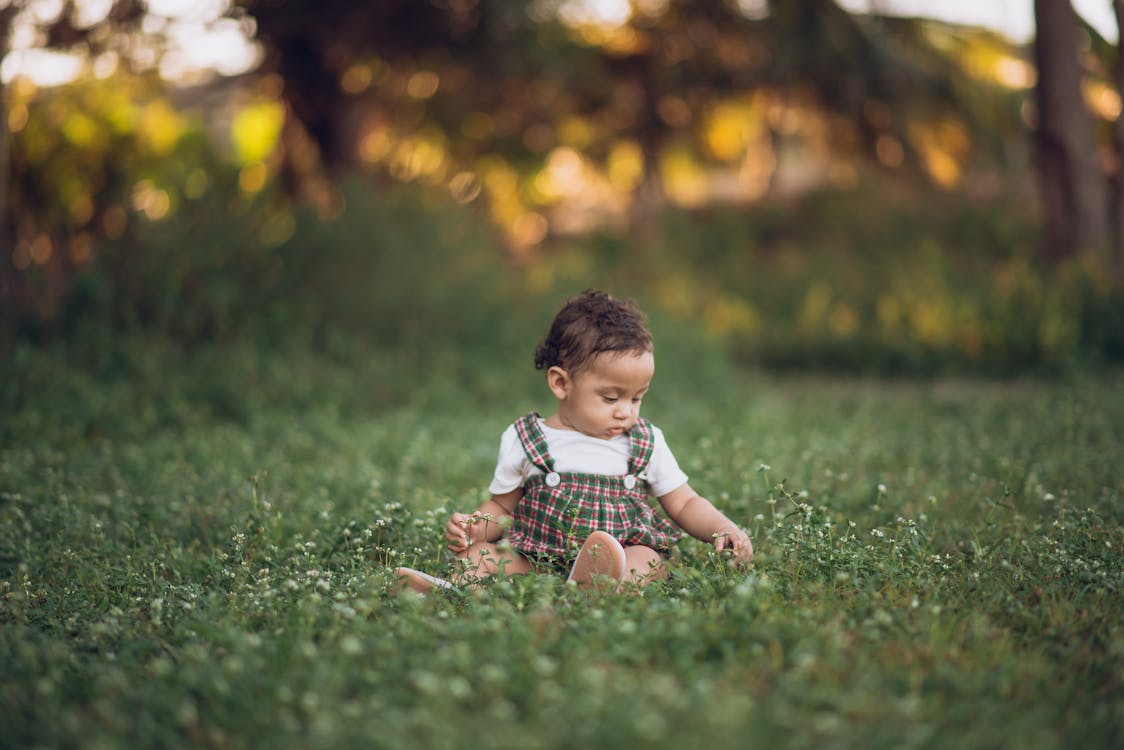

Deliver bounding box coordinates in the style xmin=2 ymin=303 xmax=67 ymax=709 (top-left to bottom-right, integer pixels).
xmin=396 ymin=289 xmax=752 ymax=592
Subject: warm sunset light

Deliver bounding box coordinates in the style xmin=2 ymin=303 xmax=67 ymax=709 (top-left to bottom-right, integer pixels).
xmin=4 ymin=6 xmax=1122 ymax=749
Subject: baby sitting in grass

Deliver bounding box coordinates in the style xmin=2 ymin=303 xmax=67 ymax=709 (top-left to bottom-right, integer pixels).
xmin=397 ymin=289 xmax=752 ymax=593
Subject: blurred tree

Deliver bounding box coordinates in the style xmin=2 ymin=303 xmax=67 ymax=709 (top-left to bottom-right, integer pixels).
xmin=1 ymin=0 xmax=20 ymax=252
xmin=236 ymin=1 xmax=586 ymax=178
xmin=2 ymin=0 xmax=1119 ymax=367
xmin=1 ymin=7 xmax=11 ymax=249
xmin=1 ymin=0 xmax=25 ymax=342
xmin=0 ymin=0 xmax=149 ymax=254
xmin=1033 ymin=0 xmax=1108 ymax=261
xmin=237 ymin=0 xmax=1013 ymax=219
xmin=1 ymin=0 xmax=1029 ymax=230
xmin=0 ymin=0 xmax=1052 ymax=285
xmin=1 ymin=74 xmax=198 ymax=336
xmin=1114 ymin=0 xmax=1124 ymax=271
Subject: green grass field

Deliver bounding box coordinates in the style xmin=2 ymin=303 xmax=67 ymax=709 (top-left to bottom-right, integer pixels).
xmin=1 ymin=350 xmax=1121 ymax=749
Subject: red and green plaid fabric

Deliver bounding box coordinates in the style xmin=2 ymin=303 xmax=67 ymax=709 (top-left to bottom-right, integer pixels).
xmin=507 ymin=412 xmax=682 ymax=561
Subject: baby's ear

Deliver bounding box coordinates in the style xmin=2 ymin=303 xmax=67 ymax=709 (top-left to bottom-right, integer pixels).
xmin=546 ymin=366 xmax=570 ymax=399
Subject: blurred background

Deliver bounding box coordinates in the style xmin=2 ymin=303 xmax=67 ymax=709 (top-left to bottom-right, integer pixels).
xmin=2 ymin=0 xmax=1123 ymax=387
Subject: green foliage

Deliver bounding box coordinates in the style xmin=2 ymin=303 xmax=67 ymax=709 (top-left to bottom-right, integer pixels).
xmin=2 ymin=73 xmax=232 ymax=347
xmin=1 ymin=351 xmax=1121 ymax=749
xmin=543 ymin=184 xmax=1124 ymax=374
xmin=25 ymin=178 xmax=536 ymax=367
xmin=6 ymin=135 xmax=1124 ymax=375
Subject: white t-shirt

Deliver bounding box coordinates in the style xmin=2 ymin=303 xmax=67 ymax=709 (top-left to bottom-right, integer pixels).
xmin=487 ymin=417 xmax=689 ymax=498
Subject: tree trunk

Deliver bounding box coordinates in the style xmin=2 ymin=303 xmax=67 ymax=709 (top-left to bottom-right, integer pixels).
xmin=1112 ymin=0 xmax=1124 ymax=279
xmin=1033 ymin=0 xmax=1109 ymax=261
xmin=0 ymin=5 xmax=15 ymax=255
xmin=628 ymin=53 xmax=667 ymax=227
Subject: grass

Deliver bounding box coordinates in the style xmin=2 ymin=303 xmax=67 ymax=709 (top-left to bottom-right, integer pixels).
xmin=1 ymin=346 xmax=1121 ymax=749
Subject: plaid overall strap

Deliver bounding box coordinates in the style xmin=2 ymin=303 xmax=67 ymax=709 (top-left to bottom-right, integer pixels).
xmin=627 ymin=418 xmax=656 ymax=477
xmin=514 ymin=412 xmax=555 ymax=474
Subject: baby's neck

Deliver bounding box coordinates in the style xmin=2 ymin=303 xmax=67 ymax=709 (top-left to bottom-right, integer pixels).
xmin=542 ymin=412 xmax=570 ymax=431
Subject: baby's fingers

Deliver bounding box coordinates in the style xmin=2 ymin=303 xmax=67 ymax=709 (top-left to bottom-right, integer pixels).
xmin=713 ymin=529 xmax=753 ymax=563
xmin=712 ymin=531 xmax=732 ymax=554
xmin=730 ymin=536 xmax=754 ymax=564
xmin=444 ymin=519 xmax=469 ymax=551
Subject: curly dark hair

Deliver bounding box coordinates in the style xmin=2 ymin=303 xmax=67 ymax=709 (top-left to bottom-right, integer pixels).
xmin=533 ymin=289 xmax=653 ymax=373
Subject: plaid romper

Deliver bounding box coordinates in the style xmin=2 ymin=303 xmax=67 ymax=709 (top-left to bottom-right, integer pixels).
xmin=506 ymin=412 xmax=683 ymax=566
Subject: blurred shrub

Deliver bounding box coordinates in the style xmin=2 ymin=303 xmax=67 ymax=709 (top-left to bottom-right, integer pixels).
xmin=26 ymin=176 xmax=534 ymax=358
xmin=5 ymin=161 xmax=1123 ymax=382
xmin=6 ymin=70 xmax=1121 ymax=383
xmin=1 ymin=73 xmax=224 ymax=347
xmin=542 ymin=185 xmax=1124 ymax=375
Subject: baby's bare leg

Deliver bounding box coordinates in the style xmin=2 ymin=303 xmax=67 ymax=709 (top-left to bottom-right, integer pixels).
xmin=622 ymin=545 xmax=667 ymax=586
xmin=455 ymin=542 xmax=533 ymax=582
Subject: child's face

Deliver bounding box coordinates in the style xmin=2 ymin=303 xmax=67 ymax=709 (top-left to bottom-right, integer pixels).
xmin=549 ymin=349 xmax=654 ymax=439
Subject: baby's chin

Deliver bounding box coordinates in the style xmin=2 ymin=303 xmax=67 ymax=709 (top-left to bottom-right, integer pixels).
xmin=588 ymin=424 xmax=631 ymax=440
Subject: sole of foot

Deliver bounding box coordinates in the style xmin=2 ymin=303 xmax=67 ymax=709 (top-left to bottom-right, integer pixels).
xmin=566 ymin=531 xmax=626 ymax=591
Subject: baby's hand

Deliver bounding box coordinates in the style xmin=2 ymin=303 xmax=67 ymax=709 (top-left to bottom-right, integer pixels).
xmin=445 ymin=512 xmax=475 ymax=553
xmin=712 ymin=524 xmax=753 ymax=564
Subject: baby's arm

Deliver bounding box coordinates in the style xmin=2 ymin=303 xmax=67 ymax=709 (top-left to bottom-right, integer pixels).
xmin=444 ymin=489 xmax=522 ymax=554
xmin=658 ymin=484 xmax=753 ymax=563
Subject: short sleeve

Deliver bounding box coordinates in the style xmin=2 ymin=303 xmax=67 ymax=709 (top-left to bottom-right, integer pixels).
xmin=488 ymin=423 xmax=528 ymax=495
xmin=644 ymin=425 xmax=689 ymax=497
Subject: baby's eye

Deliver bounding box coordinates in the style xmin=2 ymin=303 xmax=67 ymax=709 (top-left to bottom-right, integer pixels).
xmin=602 ymin=396 xmax=618 ymax=404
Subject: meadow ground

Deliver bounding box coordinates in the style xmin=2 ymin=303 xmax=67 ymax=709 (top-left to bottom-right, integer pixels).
xmin=1 ymin=353 xmax=1121 ymax=749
